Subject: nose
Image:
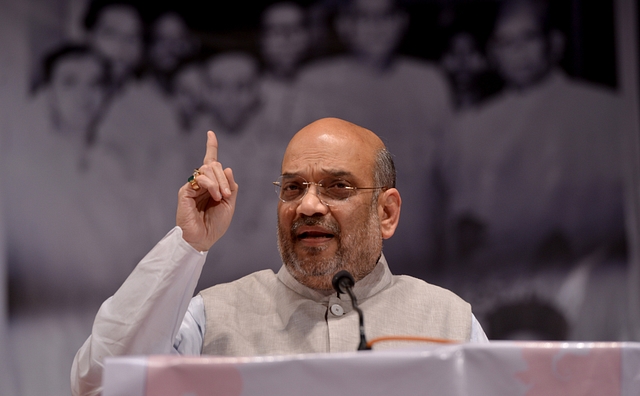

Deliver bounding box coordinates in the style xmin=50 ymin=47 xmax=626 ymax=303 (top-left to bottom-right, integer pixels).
xmin=296 ymin=183 xmax=329 ymax=217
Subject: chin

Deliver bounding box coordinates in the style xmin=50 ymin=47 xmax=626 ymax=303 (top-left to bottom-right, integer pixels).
xmin=292 ymin=271 xmax=334 ymax=291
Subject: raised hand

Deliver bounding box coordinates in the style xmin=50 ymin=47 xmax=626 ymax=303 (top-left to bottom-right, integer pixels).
xmin=176 ymin=131 xmax=238 ymax=251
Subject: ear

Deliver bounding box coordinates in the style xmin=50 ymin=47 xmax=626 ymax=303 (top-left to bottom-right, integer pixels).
xmin=377 ymin=188 xmax=401 ymax=239
xmin=335 ymin=14 xmax=353 ymax=45
xmin=395 ymin=10 xmax=409 ymax=36
xmin=486 ymin=38 xmax=499 ymax=70
xmin=548 ymin=29 xmax=565 ymax=64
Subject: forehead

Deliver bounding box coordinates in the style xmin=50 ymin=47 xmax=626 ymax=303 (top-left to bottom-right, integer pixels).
xmin=282 ymin=130 xmax=377 ymax=181
xmin=351 ymin=0 xmax=395 ymax=14
xmin=154 ymin=13 xmax=188 ymax=36
xmin=451 ymin=32 xmax=478 ymax=52
xmin=175 ymin=64 xmax=202 ymax=85
xmin=494 ymin=6 xmax=542 ymax=39
xmin=97 ymin=6 xmax=141 ymax=32
xmin=206 ymin=56 xmax=257 ymax=81
xmin=264 ymin=3 xmax=304 ymax=27
xmin=53 ymin=55 xmax=102 ymax=79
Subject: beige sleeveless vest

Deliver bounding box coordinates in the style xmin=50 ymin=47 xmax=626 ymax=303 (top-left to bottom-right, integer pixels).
xmin=200 ymin=255 xmax=471 ymax=356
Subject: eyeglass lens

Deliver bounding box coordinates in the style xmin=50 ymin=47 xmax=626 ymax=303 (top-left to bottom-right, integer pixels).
xmin=275 ymin=176 xmax=355 ymax=204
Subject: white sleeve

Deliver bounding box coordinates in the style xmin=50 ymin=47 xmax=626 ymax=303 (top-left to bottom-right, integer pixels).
xmin=469 ymin=314 xmax=490 ymax=343
xmin=174 ymin=294 xmax=206 ymax=355
xmin=71 ymin=227 xmax=207 ymax=396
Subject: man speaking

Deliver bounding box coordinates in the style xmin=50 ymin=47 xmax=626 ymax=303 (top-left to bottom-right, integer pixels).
xmin=71 ymin=117 xmax=487 ymax=396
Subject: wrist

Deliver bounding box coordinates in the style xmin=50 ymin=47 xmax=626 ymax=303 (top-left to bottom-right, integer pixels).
xmin=177 ymin=227 xmax=212 ymax=253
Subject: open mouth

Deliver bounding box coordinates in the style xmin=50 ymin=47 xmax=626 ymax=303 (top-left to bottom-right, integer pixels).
xmin=291 ymin=219 xmax=340 ymax=244
xmin=297 ymin=230 xmax=335 ymax=240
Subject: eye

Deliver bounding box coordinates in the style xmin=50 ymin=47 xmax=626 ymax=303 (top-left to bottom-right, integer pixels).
xmin=282 ymin=181 xmax=302 ymax=191
xmin=322 ymin=179 xmax=354 ymax=200
xmin=279 ymin=178 xmax=305 ymax=200
xmin=324 ymin=179 xmax=352 ymax=189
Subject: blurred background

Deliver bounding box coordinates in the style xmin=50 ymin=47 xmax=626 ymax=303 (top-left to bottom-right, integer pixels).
xmin=0 ymin=0 xmax=639 ymax=394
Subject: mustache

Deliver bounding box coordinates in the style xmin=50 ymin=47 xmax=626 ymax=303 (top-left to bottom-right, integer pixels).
xmin=290 ymin=216 xmax=341 ymax=236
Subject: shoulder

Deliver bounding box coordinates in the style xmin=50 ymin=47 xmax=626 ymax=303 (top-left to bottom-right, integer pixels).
xmin=559 ymin=75 xmax=621 ymax=110
xmin=299 ymin=55 xmax=351 ymax=73
xmin=199 ymin=269 xmax=280 ymax=298
xmin=370 ymin=274 xmax=473 ymax=341
xmin=296 ymin=55 xmax=357 ymax=84
xmin=389 ymin=274 xmax=471 ymax=311
xmin=394 ymin=56 xmax=445 ymax=77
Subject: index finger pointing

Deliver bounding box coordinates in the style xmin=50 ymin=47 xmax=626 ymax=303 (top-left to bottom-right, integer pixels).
xmin=203 ymin=130 xmax=218 ymax=164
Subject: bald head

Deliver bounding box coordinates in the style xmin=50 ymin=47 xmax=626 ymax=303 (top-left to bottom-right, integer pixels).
xmin=290 ymin=117 xmax=384 ymax=149
xmin=284 ymin=117 xmax=394 ymax=187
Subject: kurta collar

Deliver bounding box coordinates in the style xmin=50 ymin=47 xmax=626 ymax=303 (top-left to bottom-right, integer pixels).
xmin=506 ymin=68 xmax=565 ymax=99
xmin=276 ymin=253 xmax=394 ymax=303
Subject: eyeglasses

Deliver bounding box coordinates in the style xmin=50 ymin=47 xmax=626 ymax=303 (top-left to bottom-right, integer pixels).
xmin=273 ymin=175 xmax=387 ymax=206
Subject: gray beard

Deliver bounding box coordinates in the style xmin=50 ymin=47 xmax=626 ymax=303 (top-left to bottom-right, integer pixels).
xmin=277 ymin=205 xmax=382 ymax=290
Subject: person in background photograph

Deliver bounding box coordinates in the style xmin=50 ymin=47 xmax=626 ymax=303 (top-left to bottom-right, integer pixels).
xmin=259 ymin=1 xmax=312 ymax=129
xmin=146 ymin=9 xmax=201 ymax=94
xmin=38 ymin=44 xmax=110 ymax=164
xmin=201 ymin=51 xmax=263 ymax=135
xmin=260 ymin=1 xmax=311 ymax=83
xmin=290 ymin=0 xmax=454 ymax=277
xmin=168 ymin=56 xmax=208 ymax=134
xmin=86 ymin=0 xmax=184 ymax=188
xmin=443 ymin=0 xmax=624 ymax=270
xmin=439 ymin=0 xmax=628 ymax=341
xmin=82 ymin=0 xmax=144 ymax=95
xmin=185 ymin=50 xmax=290 ymax=290
xmin=437 ymin=3 xmax=503 ymax=112
xmin=78 ymin=0 xmax=187 ymax=309
xmin=7 ymin=43 xmax=110 ymax=177
xmin=2 ymin=41 xmax=153 ymax=396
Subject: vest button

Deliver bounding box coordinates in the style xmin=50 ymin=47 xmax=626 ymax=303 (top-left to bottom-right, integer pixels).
xmin=330 ymin=304 xmax=344 ymax=316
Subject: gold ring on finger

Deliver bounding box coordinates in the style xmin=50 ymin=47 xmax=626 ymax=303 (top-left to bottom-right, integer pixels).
xmin=188 ymin=168 xmax=201 ymax=190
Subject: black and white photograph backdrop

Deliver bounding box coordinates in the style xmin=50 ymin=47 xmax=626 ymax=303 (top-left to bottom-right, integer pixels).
xmin=1 ymin=0 xmax=639 ymax=395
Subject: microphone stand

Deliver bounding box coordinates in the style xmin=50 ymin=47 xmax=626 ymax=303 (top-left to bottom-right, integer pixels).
xmin=332 ymin=270 xmax=371 ymax=351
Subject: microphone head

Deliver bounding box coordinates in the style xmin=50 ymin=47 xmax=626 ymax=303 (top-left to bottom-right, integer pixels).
xmin=332 ymin=270 xmax=355 ymax=294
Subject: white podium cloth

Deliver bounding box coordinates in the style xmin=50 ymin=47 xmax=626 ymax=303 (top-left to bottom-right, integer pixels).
xmin=103 ymin=341 xmax=640 ymax=396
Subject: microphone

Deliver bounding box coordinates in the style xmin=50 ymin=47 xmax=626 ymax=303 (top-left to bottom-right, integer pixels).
xmin=332 ymin=270 xmax=371 ymax=351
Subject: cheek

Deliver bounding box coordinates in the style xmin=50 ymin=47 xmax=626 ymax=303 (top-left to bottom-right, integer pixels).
xmin=277 ymin=204 xmax=294 ymax=229
xmin=332 ymin=203 xmax=371 ymax=232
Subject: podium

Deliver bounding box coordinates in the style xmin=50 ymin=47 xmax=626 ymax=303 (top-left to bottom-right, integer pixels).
xmin=103 ymin=341 xmax=640 ymax=396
